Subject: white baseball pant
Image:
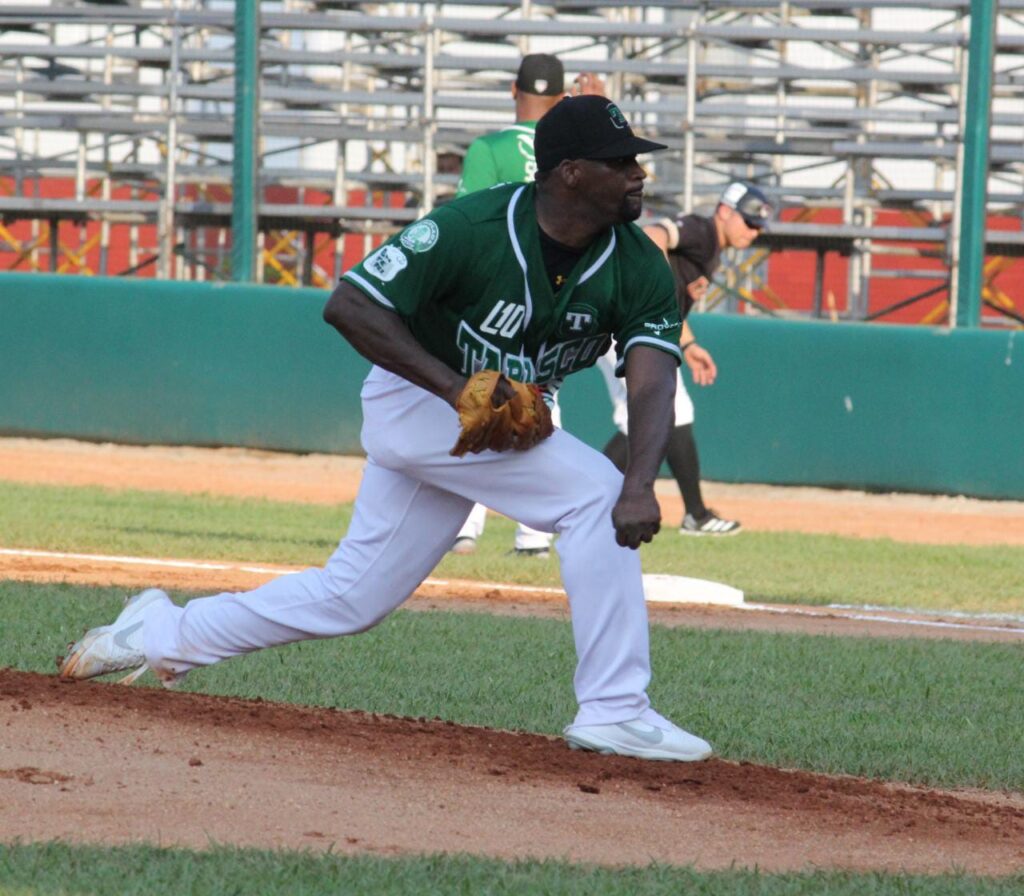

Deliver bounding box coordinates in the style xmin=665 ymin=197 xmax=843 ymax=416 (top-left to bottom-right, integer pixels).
xmin=144 ymin=366 xmax=670 ymax=729
xmin=456 ymin=397 xmax=563 ymax=551
xmin=596 ymin=347 xmax=693 ymax=434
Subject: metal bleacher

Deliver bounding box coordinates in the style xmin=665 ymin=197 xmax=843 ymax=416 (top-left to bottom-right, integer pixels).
xmin=0 ymin=0 xmax=1021 ymax=323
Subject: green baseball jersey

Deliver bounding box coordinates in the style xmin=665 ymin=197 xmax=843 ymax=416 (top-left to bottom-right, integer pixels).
xmin=343 ymin=182 xmax=682 ymax=390
xmin=455 ymin=122 xmax=538 ymax=197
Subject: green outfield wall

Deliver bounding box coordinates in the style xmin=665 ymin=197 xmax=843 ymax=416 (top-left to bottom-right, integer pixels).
xmin=0 ymin=274 xmax=367 ymax=454
xmin=2 ymin=273 xmax=1022 ymax=500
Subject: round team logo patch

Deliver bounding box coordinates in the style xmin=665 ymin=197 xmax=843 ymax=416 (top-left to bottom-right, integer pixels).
xmin=400 ymin=220 xmax=439 ymax=254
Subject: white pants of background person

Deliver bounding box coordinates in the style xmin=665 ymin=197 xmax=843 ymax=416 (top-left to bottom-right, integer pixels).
xmin=597 ymin=347 xmax=693 ymax=434
xmin=455 ymin=396 xmax=563 ymax=552
xmin=144 ymin=367 xmax=669 ymax=728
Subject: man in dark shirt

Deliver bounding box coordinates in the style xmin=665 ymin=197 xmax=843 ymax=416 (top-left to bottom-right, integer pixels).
xmin=598 ymin=181 xmax=773 ymax=535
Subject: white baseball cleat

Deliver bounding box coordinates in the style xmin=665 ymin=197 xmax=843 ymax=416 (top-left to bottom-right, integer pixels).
xmin=680 ymin=511 xmax=741 ymax=536
xmin=564 ymin=718 xmax=713 ymax=762
xmin=58 ymin=588 xmax=171 ymax=685
xmin=449 ymin=536 xmax=478 ymax=555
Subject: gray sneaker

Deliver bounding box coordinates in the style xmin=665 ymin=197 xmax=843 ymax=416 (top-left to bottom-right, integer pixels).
xmin=564 ymin=718 xmax=712 ymax=761
xmin=680 ymin=510 xmax=741 ymax=536
xmin=59 ymin=588 xmax=171 ymax=685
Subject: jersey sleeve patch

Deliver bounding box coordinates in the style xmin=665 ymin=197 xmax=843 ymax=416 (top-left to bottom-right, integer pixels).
xmin=399 ymin=220 xmax=439 ymax=253
xmin=342 ymin=203 xmax=471 ymax=319
xmin=364 ymin=245 xmax=408 ymax=282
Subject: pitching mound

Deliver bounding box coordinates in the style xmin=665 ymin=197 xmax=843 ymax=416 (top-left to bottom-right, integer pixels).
xmin=3 ymin=669 xmax=1023 ymax=874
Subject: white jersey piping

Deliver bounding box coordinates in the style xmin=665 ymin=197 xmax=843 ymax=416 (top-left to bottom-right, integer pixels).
xmin=614 ymin=335 xmax=683 ymax=375
xmin=578 ymin=230 xmax=616 ymax=284
xmin=506 ymin=185 xmax=533 ymax=330
xmin=343 ymin=271 xmax=396 ymax=309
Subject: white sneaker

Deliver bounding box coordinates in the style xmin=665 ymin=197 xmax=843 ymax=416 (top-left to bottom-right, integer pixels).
xmin=680 ymin=510 xmax=741 ymax=536
xmin=450 ymin=536 xmax=478 ymax=555
xmin=59 ymin=588 xmax=171 ymax=685
xmin=564 ymin=718 xmax=713 ymax=762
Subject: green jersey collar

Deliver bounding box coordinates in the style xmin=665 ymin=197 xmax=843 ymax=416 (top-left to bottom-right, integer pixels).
xmin=505 ymin=183 xmax=616 ymax=333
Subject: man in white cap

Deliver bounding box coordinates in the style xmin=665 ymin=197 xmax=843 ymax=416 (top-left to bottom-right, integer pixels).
xmin=598 ymin=181 xmax=773 ymax=535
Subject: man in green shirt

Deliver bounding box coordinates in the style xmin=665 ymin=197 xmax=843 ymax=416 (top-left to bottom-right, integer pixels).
xmin=452 ymin=54 xmax=604 ymax=557
xmin=59 ymin=96 xmax=713 ymax=763
xmin=456 ymin=53 xmax=566 ymax=198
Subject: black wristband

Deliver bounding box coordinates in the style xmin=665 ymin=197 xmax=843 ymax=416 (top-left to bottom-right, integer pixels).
xmin=680 ymin=340 xmax=696 ymax=353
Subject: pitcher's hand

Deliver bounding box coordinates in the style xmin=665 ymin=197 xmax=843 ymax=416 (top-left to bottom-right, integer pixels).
xmin=611 ymin=486 xmax=662 ymax=549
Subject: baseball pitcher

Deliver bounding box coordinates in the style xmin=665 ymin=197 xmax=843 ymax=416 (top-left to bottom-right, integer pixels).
xmin=59 ymin=96 xmax=713 ymax=763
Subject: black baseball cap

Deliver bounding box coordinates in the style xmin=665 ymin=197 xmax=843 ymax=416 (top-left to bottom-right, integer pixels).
xmin=720 ymin=181 xmax=773 ymax=230
xmin=535 ymin=95 xmax=667 ymax=172
xmin=515 ymin=54 xmax=564 ymax=97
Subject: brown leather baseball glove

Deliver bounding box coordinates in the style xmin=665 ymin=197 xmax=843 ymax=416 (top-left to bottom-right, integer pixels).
xmin=450 ymin=370 xmax=555 ymax=457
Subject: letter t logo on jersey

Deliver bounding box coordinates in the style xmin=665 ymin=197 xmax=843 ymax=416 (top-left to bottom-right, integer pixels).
xmin=561 ymin=304 xmax=598 ymax=337
xmin=566 ymin=311 xmax=592 ymax=332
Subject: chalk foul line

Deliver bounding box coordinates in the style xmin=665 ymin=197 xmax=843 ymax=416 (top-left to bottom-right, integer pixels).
xmin=2 ymin=547 xmax=1021 ymax=636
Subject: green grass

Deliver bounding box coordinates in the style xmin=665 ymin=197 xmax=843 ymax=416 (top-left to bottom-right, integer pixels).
xmin=1 ymin=843 xmax=1022 ymax=896
xmin=1 ymin=480 xmax=1022 ymax=614
xmin=8 ymin=580 xmax=1024 ymax=790
xmin=3 ymin=475 xmax=1022 ymax=891
xmin=0 ymin=480 xmax=348 ymax=565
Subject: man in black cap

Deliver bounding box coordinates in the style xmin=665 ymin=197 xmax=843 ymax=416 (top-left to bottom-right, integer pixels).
xmin=455 ymin=54 xmax=566 ymax=198
xmin=451 ymin=55 xmax=604 ymax=557
xmin=599 ymin=181 xmax=773 ymax=535
xmin=60 ymin=95 xmax=714 ymax=764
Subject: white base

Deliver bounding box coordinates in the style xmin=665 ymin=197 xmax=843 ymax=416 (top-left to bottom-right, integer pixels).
xmin=642 ymin=574 xmax=745 ymax=607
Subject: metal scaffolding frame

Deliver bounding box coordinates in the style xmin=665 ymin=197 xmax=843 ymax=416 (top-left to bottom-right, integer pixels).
xmin=0 ymin=0 xmax=1021 ymax=325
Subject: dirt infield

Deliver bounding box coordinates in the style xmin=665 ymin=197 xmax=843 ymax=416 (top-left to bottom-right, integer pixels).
xmin=2 ymin=437 xmax=1024 ymax=873
xmin=5 ymin=436 xmax=1024 ymax=547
